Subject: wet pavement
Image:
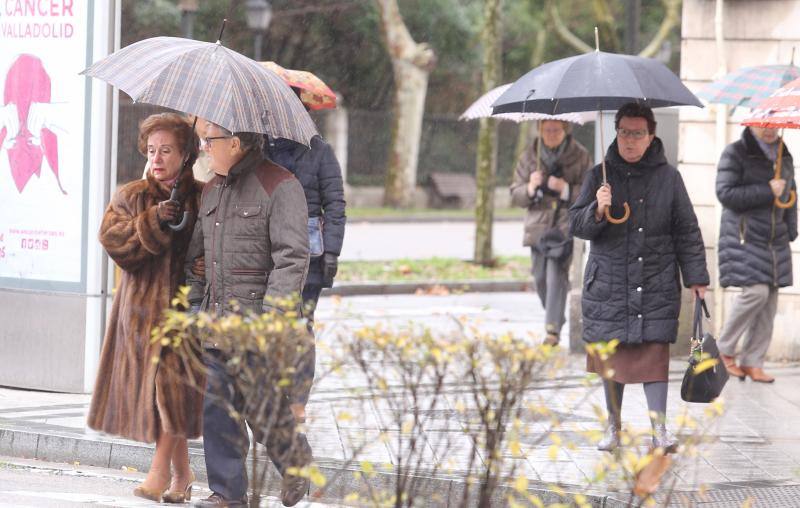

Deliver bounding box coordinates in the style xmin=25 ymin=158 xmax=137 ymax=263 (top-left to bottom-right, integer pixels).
xmin=1 ymin=292 xmax=799 ymax=506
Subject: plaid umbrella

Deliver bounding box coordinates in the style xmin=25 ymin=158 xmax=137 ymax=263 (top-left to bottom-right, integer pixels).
xmin=696 ymin=64 xmax=800 ymax=108
xmin=741 ymin=78 xmax=800 ymax=208
xmin=82 ymin=36 xmax=317 ymax=145
xmin=460 ymin=84 xmax=595 ymax=124
xmin=260 ymin=61 xmax=337 ymax=111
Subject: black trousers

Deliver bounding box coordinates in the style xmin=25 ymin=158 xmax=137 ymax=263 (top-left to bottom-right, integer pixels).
xmin=203 ymin=350 xmax=312 ymax=500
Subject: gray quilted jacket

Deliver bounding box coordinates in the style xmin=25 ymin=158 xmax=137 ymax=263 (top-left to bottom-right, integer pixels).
xmin=186 ymin=149 xmax=309 ymax=314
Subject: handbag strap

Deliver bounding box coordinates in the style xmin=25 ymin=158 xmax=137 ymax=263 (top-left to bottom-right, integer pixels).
xmin=692 ymin=295 xmax=711 ymax=340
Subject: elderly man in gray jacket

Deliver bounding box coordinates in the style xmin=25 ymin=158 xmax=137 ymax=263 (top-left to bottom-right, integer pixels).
xmin=186 ymin=120 xmax=312 ymax=507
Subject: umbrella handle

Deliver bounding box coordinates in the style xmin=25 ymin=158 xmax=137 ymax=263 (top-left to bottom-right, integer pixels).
xmin=605 ymin=202 xmax=631 ymax=224
xmin=168 ymin=211 xmax=190 ymax=231
xmin=775 ymin=190 xmax=797 ymax=209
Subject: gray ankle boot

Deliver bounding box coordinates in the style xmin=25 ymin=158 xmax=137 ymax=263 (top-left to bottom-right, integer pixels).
xmin=597 ymin=415 xmax=621 ymax=452
xmin=651 ymin=421 xmax=678 ymax=453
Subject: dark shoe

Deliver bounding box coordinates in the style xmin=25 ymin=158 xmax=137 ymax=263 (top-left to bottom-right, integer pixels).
xmin=281 ymin=473 xmax=310 ymax=506
xmin=651 ymin=423 xmax=678 ymax=454
xmin=721 ymin=354 xmax=746 ymax=381
xmin=192 ymin=492 xmax=247 ymax=507
xmin=163 ymin=472 xmax=195 ymax=503
xmin=741 ymin=366 xmax=775 ymax=383
xmin=597 ymin=423 xmax=621 ymax=452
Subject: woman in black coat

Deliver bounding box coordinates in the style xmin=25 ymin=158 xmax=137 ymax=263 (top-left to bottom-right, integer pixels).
xmin=570 ymin=103 xmax=709 ymax=453
xmin=716 ymin=126 xmax=797 ymax=383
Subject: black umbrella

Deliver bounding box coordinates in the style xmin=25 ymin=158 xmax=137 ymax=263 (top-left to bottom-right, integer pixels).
xmin=492 ymin=29 xmax=702 ymax=223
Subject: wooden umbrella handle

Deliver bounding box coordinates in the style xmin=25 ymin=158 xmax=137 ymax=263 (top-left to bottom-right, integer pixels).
xmin=605 ymin=202 xmax=631 ymax=224
xmin=775 ymin=190 xmax=797 ymax=209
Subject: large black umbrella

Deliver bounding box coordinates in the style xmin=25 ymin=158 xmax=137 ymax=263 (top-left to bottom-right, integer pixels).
xmin=493 ymin=32 xmax=701 ymax=223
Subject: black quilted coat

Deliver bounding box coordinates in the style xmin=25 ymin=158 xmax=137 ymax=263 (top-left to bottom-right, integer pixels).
xmin=267 ymin=135 xmax=347 ymax=287
xmin=717 ymin=127 xmax=797 ymax=288
xmin=569 ymin=138 xmax=709 ymax=345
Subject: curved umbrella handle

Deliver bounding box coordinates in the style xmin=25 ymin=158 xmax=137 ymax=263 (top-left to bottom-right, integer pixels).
xmin=168 ymin=211 xmax=190 ymax=231
xmin=605 ymin=202 xmax=631 ymax=224
xmin=775 ymin=190 xmax=797 ymax=209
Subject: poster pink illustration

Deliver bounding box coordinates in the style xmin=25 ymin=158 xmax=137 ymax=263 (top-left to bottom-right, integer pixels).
xmin=0 ymin=54 xmax=65 ymax=194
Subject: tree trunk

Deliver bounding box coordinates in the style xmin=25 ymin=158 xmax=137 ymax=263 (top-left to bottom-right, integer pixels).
xmin=474 ymin=0 xmax=503 ymax=266
xmin=514 ymin=26 xmax=546 ymax=161
xmin=376 ymin=0 xmax=436 ymax=208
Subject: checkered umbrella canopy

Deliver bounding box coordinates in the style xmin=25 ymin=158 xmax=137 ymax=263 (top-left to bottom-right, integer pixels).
xmin=743 ymin=77 xmax=800 ymax=129
xmin=697 ymin=64 xmax=800 ymax=109
xmin=82 ymin=36 xmax=318 ymax=145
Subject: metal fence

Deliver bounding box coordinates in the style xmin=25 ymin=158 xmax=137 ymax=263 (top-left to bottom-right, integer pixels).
xmin=116 ymin=103 xmax=596 ymax=189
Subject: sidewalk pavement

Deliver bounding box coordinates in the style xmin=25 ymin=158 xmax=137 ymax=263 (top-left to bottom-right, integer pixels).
xmin=2 ymin=293 xmax=800 ymax=507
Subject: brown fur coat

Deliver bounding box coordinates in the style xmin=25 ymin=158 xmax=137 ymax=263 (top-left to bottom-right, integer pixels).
xmin=87 ymin=169 xmax=204 ymax=443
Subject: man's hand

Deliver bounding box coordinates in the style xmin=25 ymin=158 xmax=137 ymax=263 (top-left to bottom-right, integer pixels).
xmin=322 ymin=252 xmax=338 ymax=287
xmin=770 ymin=178 xmax=787 ymax=198
xmin=192 ymin=256 xmax=205 ymax=278
xmin=595 ymin=183 xmax=612 ymax=221
xmin=690 ymin=284 xmax=707 ymax=300
xmin=547 ymin=175 xmax=567 ymax=194
xmin=289 ymin=403 xmax=306 ymax=424
xmin=527 ymin=170 xmax=544 ymax=197
xmin=156 ymin=199 xmax=180 ymax=224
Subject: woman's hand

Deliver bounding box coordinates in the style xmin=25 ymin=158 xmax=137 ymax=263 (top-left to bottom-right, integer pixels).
xmin=527 ymin=170 xmax=544 ymax=197
xmin=595 ymin=184 xmax=612 ymax=221
xmin=156 ymin=199 xmax=180 ymax=224
xmin=690 ymin=284 xmax=707 ymax=300
xmin=191 ymin=257 xmax=205 ymax=278
xmin=770 ymin=178 xmax=787 ymax=198
xmin=548 ymin=175 xmax=567 ymax=193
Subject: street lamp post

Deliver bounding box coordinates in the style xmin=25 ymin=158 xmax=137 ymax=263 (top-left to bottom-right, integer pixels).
xmin=245 ymin=0 xmax=273 ymax=61
xmin=178 ymin=0 xmax=199 ymax=39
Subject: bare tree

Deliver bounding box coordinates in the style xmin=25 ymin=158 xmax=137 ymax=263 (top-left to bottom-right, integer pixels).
xmin=376 ymin=0 xmax=436 ymax=208
xmin=547 ymin=0 xmax=681 ymax=58
xmin=474 ymin=0 xmax=504 ymax=266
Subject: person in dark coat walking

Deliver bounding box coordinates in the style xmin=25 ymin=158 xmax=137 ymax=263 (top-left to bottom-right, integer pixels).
xmin=264 ymin=134 xmax=346 ymax=420
xmin=716 ymin=126 xmax=797 ymax=383
xmin=510 ymin=120 xmax=592 ymax=345
xmin=569 ymin=103 xmax=709 ymax=453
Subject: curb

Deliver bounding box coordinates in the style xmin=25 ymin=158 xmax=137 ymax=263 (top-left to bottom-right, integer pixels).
xmin=323 ymin=279 xmax=531 ymax=297
xmin=0 ymin=423 xmax=611 ymax=507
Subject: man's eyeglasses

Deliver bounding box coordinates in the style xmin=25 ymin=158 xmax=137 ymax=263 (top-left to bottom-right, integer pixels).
xmin=200 ymin=135 xmax=232 ymax=147
xmin=616 ymin=128 xmax=649 ymax=140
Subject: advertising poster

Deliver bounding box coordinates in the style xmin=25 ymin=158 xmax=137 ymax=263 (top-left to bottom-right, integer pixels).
xmin=0 ymin=1 xmax=91 ymax=289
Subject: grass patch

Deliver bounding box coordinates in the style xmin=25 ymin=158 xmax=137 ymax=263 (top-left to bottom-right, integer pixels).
xmin=337 ymin=256 xmax=531 ymax=283
xmin=347 ymin=207 xmax=525 ymax=220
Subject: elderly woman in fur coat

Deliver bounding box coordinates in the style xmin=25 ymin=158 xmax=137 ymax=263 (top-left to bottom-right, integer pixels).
xmin=87 ymin=113 xmax=204 ymax=503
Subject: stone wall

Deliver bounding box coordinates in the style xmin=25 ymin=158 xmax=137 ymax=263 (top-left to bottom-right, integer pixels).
xmin=681 ymin=0 xmax=800 ymax=360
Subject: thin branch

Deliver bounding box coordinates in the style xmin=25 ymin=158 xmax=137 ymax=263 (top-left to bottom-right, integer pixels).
xmin=547 ymin=0 xmax=592 ymax=53
xmin=637 ymin=0 xmax=681 ymax=58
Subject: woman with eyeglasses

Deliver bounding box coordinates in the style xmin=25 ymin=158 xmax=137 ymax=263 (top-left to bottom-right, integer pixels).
xmin=88 ymin=113 xmax=204 ymax=502
xmin=569 ymin=102 xmax=709 ymax=454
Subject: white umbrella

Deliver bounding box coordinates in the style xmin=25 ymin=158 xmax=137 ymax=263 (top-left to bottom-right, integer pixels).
xmin=460 ymin=84 xmax=595 ymax=124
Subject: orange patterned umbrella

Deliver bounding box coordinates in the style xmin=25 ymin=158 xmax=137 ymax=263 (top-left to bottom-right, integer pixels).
xmin=260 ymin=61 xmax=337 ymax=111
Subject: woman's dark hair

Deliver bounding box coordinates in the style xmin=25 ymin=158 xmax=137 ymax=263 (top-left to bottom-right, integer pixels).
xmin=614 ymin=102 xmax=657 ymax=134
xmin=137 ymin=113 xmax=199 ymax=167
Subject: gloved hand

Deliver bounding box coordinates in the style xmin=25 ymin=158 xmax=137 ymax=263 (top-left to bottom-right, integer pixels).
xmin=322 ymin=252 xmax=338 ymax=288
xmin=156 ymin=199 xmax=180 ymax=225
xmin=191 ymin=256 xmax=205 ymax=278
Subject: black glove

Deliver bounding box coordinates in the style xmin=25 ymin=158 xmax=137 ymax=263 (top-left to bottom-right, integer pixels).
xmin=322 ymin=252 xmax=338 ymax=288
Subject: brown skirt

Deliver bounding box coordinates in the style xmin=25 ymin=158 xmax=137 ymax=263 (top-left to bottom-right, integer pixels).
xmin=586 ymin=342 xmax=669 ymax=384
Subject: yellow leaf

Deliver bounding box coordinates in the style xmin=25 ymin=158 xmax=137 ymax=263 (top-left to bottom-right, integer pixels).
xmin=309 ymin=467 xmax=327 ymax=487
xmin=336 ymin=411 xmax=353 ymax=422
xmin=360 ymin=461 xmax=374 ymax=474
xmin=509 ymin=440 xmax=522 ymax=456
xmin=693 ymin=358 xmax=718 ymax=375
xmin=401 ymin=420 xmax=414 ymax=434
xmin=513 ymin=474 xmax=528 ymax=493
xmin=344 ymin=493 xmax=360 ymax=503
xmin=547 ymin=445 xmax=559 ymax=460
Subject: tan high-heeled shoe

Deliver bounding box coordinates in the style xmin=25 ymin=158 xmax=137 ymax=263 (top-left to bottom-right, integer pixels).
xmin=133 ymin=482 xmax=168 ymax=503
xmin=163 ymin=472 xmax=195 ymax=504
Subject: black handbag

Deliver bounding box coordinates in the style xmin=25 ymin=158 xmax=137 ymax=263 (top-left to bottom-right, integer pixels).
xmin=533 ymin=200 xmax=573 ymax=262
xmin=680 ymin=297 xmax=729 ymax=403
